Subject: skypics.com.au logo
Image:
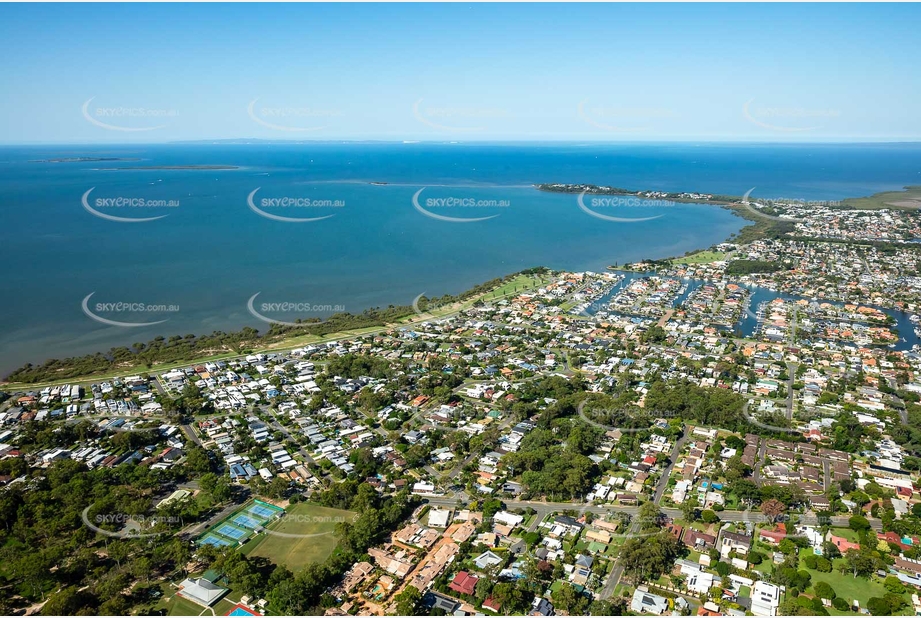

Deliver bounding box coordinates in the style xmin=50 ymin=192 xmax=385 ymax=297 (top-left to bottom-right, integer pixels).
xmin=742 ymin=98 xmax=840 ymax=133
xmin=260 ymin=513 xmax=349 ymax=540
xmin=412 ymin=99 xmax=509 ymax=133
xmin=247 ymin=98 xmax=343 ymax=132
xmin=247 ymin=188 xmax=344 ymax=223
xmin=577 ymin=191 xmax=668 ymax=223
xmin=738 ymin=188 xmax=807 ymax=224
xmin=576 ymin=401 xmax=680 ymax=434
xmin=411 ymin=293 xmax=457 ymax=318
xmin=412 ymin=188 xmax=509 ymax=223
xmin=82 ymin=293 xmax=178 ymax=328
xmin=247 ymin=293 xmax=345 ymax=327
xmin=577 ymin=100 xmax=676 ymax=133
xmin=737 ymin=507 xmax=833 ymax=543
xmin=81 ymin=98 xmax=178 ymax=132
xmin=82 ymin=188 xmax=179 ymax=223
xmin=82 ymin=507 xmax=183 ymax=539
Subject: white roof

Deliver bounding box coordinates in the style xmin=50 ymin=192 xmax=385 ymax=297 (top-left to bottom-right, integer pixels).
xmin=177 ymin=578 xmax=227 ymax=607
xmin=428 ymin=508 xmax=451 ymax=528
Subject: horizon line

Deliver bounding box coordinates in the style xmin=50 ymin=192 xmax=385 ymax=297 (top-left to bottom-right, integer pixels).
xmin=4 ymin=138 xmax=921 ymax=147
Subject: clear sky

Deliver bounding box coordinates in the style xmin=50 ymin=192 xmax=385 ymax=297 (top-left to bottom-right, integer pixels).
xmin=1 ymin=2 xmax=919 ymax=144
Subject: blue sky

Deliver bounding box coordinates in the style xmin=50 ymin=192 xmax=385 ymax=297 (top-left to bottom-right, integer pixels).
xmin=1 ymin=3 xmax=919 ymax=144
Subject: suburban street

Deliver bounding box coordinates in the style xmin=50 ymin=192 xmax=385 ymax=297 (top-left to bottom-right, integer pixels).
xmin=785 ymin=309 xmax=798 ymax=420
xmin=423 ymin=416 xmax=880 ymax=605
xmin=599 ymin=428 xmax=686 ymax=599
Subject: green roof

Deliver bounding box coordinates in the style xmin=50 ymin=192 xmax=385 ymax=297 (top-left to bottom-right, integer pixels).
xmin=201 ymin=569 xmax=224 ymax=584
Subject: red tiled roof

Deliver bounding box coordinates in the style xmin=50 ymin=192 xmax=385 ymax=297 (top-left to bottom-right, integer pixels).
xmin=829 ymin=535 xmax=860 ymax=552
xmin=449 ymin=571 xmax=479 ymax=596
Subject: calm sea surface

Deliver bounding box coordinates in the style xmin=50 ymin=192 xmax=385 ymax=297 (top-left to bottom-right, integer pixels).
xmin=2 ymin=142 xmax=920 ymax=375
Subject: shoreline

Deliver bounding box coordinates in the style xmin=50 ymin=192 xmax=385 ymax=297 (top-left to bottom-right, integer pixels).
xmin=4 ymin=183 xmax=919 ymax=387
xmin=536 ymin=182 xmax=793 ymax=245
xmin=1 ymin=271 xmax=552 ymax=387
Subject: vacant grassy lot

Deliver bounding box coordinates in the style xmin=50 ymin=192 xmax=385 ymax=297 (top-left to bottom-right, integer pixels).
xmin=243 ymin=503 xmax=355 ymax=571
xmin=672 ymin=250 xmax=727 ymax=265
xmin=482 ymin=273 xmax=551 ymax=301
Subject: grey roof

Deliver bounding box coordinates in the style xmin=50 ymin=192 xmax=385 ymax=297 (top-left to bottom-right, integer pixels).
xmin=631 ymin=589 xmax=669 ymax=615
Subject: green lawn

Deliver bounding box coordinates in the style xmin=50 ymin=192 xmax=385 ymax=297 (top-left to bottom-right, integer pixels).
xmin=604 ymin=536 xmax=626 ymax=557
xmin=752 ymin=558 xmax=774 ymax=576
xmin=520 ymin=512 xmax=536 ymax=529
xmin=830 ymin=528 xmax=861 ymax=543
xmin=213 ymin=595 xmax=246 ymax=616
xmin=671 ymin=251 xmax=728 ymax=265
xmin=806 ymin=565 xmax=888 ymax=608
xmin=797 ymin=549 xmax=906 ymax=610
xmin=242 ymin=503 xmax=355 ymax=571
xmin=163 ymin=593 xmax=208 ymax=616
xmin=481 ymin=274 xmax=552 ymax=301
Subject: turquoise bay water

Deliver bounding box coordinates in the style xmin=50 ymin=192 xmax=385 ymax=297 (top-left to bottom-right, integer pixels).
xmin=1 ymin=142 xmax=920 ymax=375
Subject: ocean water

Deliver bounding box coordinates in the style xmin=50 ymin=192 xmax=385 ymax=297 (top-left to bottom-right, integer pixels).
xmin=1 ymin=142 xmax=920 ymax=375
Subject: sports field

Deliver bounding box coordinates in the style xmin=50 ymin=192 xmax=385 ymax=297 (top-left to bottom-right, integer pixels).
xmin=243 ymin=503 xmax=356 ymax=571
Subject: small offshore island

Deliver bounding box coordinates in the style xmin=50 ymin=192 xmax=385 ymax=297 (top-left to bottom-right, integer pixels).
xmin=30 ymin=157 xmax=142 ymax=163
xmin=100 ymin=164 xmax=241 ymax=170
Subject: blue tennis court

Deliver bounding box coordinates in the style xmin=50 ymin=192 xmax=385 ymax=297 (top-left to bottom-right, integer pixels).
xmin=216 ymin=523 xmax=249 ymax=540
xmin=248 ymin=504 xmax=280 ymax=519
xmin=197 ymin=501 xmax=285 ymax=548
xmin=199 ymin=533 xmax=231 ymax=547
xmin=232 ymin=514 xmax=261 ymax=529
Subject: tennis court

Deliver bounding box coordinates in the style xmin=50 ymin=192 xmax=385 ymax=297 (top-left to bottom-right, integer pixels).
xmin=215 ymin=523 xmax=251 ymax=541
xmin=199 ymin=533 xmax=232 ymax=547
xmin=232 ymin=513 xmax=262 ymax=529
xmin=197 ymin=499 xmax=285 ymax=548
xmin=247 ymin=502 xmax=283 ymax=519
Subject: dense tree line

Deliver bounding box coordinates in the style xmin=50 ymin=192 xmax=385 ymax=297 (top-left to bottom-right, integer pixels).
xmin=725 ymin=259 xmax=784 ymax=275
xmin=643 ymin=381 xmax=799 ymax=438
xmin=0 ymin=458 xmax=197 ymax=615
